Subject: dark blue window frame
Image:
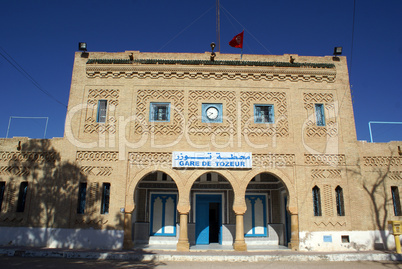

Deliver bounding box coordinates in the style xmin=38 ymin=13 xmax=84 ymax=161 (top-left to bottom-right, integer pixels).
xmin=0 ymin=182 xmax=5 ymax=211
xmin=335 ymin=186 xmax=345 ymax=216
xmin=150 ymin=102 xmax=170 ymax=122
xmin=202 ymin=103 xmax=223 ymax=123
xmin=245 ymin=195 xmax=267 ymax=237
xmin=16 ymin=182 xmax=28 ymax=213
xmin=97 ymin=100 xmax=107 ymax=123
xmin=254 ymin=104 xmax=274 ymax=124
xmin=77 ymin=182 xmax=87 ymax=214
xmin=101 ymin=183 xmax=110 ymax=214
xmin=315 ymin=103 xmax=326 ymax=126
xmin=150 ymin=193 xmax=177 ymax=236
xmin=313 ymin=186 xmax=322 ymax=216
xmin=391 ymin=186 xmax=402 ymax=216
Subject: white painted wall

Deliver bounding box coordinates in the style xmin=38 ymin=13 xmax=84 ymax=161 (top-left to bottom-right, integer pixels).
xmin=0 ymin=227 xmax=123 ymax=249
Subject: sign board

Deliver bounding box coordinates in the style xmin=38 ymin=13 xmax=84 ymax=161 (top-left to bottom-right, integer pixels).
xmin=172 ymin=151 xmax=252 ymax=169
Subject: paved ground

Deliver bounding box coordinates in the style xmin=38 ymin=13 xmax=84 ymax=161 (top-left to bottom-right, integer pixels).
xmin=0 ymin=256 xmax=401 ymax=269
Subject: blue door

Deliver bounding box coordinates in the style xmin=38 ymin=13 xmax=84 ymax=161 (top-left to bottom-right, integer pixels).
xmin=195 ymin=194 xmax=222 ymax=245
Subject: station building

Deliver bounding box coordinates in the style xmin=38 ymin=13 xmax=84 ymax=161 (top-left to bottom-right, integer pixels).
xmin=0 ymin=50 xmax=401 ymax=251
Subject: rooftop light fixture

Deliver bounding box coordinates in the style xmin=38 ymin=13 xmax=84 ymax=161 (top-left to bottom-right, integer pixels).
xmin=78 ymin=42 xmax=87 ymax=51
xmin=333 ymin=46 xmax=342 ymax=56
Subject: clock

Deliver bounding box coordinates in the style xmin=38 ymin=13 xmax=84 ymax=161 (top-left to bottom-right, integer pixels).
xmin=206 ymin=106 xmax=219 ymax=120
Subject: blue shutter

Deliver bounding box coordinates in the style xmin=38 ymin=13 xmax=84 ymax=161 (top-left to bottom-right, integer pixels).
xmin=315 ymin=104 xmax=325 ymax=126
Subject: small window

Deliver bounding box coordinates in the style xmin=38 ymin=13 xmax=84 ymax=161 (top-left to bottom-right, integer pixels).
xmin=101 ymin=183 xmax=110 ymax=214
xmin=150 ymin=102 xmax=170 ymax=122
xmin=312 ymin=186 xmax=322 ymax=216
xmin=0 ymin=182 xmax=5 ymax=211
xmin=335 ymin=186 xmax=345 ymax=216
xmin=97 ymin=100 xmax=107 ymax=123
xmin=16 ymin=182 xmax=28 ymax=212
xmin=391 ymin=186 xmax=402 ymax=216
xmin=315 ymin=104 xmax=326 ymax=126
xmin=254 ymin=104 xmax=274 ymax=123
xmin=77 ymin=182 xmax=87 ymax=214
xmin=202 ymin=103 xmax=223 ymax=123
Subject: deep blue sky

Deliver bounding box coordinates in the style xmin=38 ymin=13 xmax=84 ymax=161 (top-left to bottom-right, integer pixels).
xmin=1 ymin=0 xmax=401 ymax=142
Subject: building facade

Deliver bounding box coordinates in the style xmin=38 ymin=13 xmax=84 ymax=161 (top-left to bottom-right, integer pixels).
xmin=0 ymin=50 xmax=401 ymax=251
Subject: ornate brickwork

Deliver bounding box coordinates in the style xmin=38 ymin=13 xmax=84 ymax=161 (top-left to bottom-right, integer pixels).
xmin=323 ymin=184 xmax=334 ymax=217
xmin=134 ymin=89 xmax=184 ymax=136
xmin=86 ymin=66 xmax=336 ymax=83
xmin=253 ymin=154 xmax=295 ymax=167
xmin=311 ymin=169 xmax=341 ymax=179
xmin=129 ymin=152 xmax=172 ymax=166
xmin=80 ymin=166 xmax=113 ymax=177
xmin=388 ymin=171 xmax=402 ymax=180
xmin=83 ymin=89 xmax=119 ymax=134
xmin=188 ymin=90 xmax=236 ymax=136
xmin=0 ymin=166 xmax=30 ymax=176
xmin=240 ymin=91 xmax=289 ymax=137
xmin=76 ymin=151 xmax=118 ymax=162
xmin=0 ymin=151 xmax=57 ymax=163
xmin=314 ymin=221 xmax=346 ymax=227
xmin=303 ymin=93 xmax=337 ymax=137
xmin=363 ymin=156 xmax=402 ymax=167
xmin=305 ymin=154 xmax=346 ymax=166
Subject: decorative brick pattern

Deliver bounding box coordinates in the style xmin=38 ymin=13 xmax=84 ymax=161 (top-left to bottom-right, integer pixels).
xmin=80 ymin=166 xmax=113 ymax=177
xmin=311 ymin=169 xmax=341 ymax=179
xmin=129 ymin=152 xmax=172 ymax=165
xmin=363 ymin=156 xmax=402 ymax=167
xmin=0 ymin=151 xmax=57 ymax=163
xmin=314 ymin=221 xmax=346 ymax=227
xmin=388 ymin=171 xmax=402 ymax=180
xmin=303 ymin=93 xmax=337 ymax=137
xmin=188 ymin=90 xmax=236 ymax=136
xmin=86 ymin=66 xmax=336 ymax=83
xmin=0 ymin=166 xmax=30 ymax=176
xmin=253 ymin=154 xmax=295 ymax=167
xmin=83 ymin=89 xmax=119 ymax=134
xmin=240 ymin=91 xmax=289 ymax=137
xmin=76 ymin=151 xmax=119 ymax=162
xmin=134 ymin=89 xmax=184 ymax=136
xmin=323 ymin=184 xmax=333 ymax=217
xmin=305 ymin=154 xmax=346 ymax=166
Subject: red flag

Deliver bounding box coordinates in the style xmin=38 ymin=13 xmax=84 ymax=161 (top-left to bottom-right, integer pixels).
xmin=229 ymin=31 xmax=244 ymax=48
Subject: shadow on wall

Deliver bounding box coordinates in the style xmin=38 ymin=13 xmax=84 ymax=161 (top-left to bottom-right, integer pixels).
xmin=0 ymin=139 xmax=127 ymax=251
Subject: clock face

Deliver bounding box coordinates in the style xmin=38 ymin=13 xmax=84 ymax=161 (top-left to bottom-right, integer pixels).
xmin=206 ymin=106 xmax=219 ymax=120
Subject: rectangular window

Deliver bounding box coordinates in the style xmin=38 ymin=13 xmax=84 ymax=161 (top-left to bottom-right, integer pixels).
xmin=150 ymin=102 xmax=170 ymax=122
xmin=16 ymin=182 xmax=28 ymax=212
xmin=101 ymin=183 xmax=110 ymax=214
xmin=77 ymin=182 xmax=87 ymax=214
xmin=315 ymin=104 xmax=326 ymax=126
xmin=244 ymin=195 xmax=267 ymax=237
xmin=313 ymin=186 xmax=322 ymax=216
xmin=254 ymin=104 xmax=274 ymax=123
xmin=336 ymin=186 xmax=345 ymax=216
xmin=0 ymin=182 xmax=5 ymax=211
xmin=97 ymin=100 xmax=107 ymax=123
xmin=391 ymin=186 xmax=402 ymax=216
xmin=150 ymin=193 xmax=177 ymax=236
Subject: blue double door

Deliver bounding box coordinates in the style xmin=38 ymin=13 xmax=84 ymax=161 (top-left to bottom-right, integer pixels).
xmin=195 ymin=194 xmax=222 ymax=245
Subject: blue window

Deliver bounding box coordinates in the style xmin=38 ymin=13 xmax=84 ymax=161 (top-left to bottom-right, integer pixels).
xmin=244 ymin=195 xmax=267 ymax=237
xmin=391 ymin=186 xmax=401 ymax=216
xmin=313 ymin=186 xmax=322 ymax=216
xmin=16 ymin=182 xmax=28 ymax=213
xmin=97 ymin=100 xmax=107 ymax=123
xmin=150 ymin=193 xmax=177 ymax=236
xmin=150 ymin=102 xmax=170 ymax=122
xmin=77 ymin=182 xmax=87 ymax=214
xmin=202 ymin=103 xmax=223 ymax=123
xmin=0 ymin=182 xmax=5 ymax=211
xmin=101 ymin=183 xmax=110 ymax=214
xmin=315 ymin=104 xmax=326 ymax=126
xmin=335 ymin=186 xmax=345 ymax=216
xmin=254 ymin=104 xmax=274 ymax=123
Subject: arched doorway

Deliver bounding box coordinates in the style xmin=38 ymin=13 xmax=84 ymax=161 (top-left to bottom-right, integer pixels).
xmin=189 ymin=172 xmax=235 ymax=246
xmin=245 ymin=172 xmax=291 ymax=248
xmin=132 ymin=171 xmax=179 ymax=246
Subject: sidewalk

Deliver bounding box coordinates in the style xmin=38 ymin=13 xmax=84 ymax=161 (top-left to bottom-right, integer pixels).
xmin=0 ymin=246 xmax=401 ymax=263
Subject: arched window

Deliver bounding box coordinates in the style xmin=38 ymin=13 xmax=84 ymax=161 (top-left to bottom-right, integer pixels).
xmin=312 ymin=186 xmax=321 ymax=216
xmin=335 ymin=186 xmax=345 ymax=216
